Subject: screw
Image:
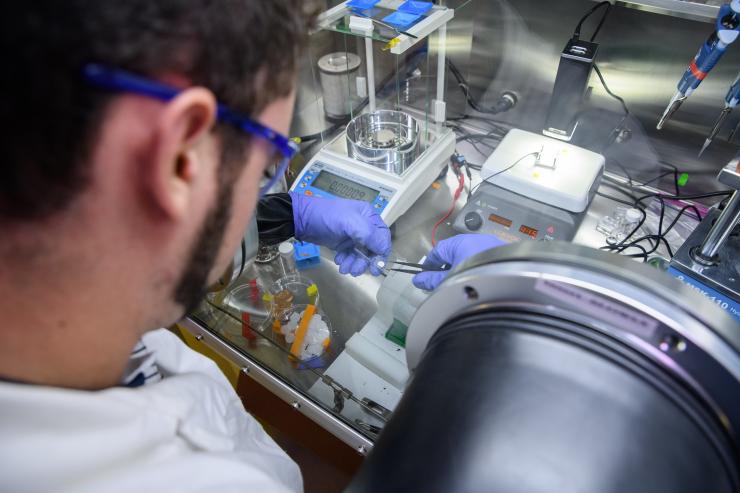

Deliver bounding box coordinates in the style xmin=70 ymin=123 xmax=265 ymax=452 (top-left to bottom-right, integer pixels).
xmin=464 ymin=286 xmax=479 ymax=300
xmin=659 ymin=334 xmax=687 ymax=353
xmin=195 ymin=334 xmax=204 ymax=341
xmin=357 ymin=445 xmax=367 ymax=455
xmin=241 ymin=366 xmax=250 ymax=374
xmin=291 ymin=401 xmax=301 ymax=410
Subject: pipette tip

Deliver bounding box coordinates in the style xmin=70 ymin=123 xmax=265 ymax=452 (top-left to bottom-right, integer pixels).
xmin=698 ymin=139 xmax=712 ymax=157
xmin=656 ymin=92 xmax=685 ymax=130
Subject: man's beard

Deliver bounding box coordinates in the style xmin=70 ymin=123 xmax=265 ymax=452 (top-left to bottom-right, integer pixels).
xmin=173 ymin=179 xmax=236 ymax=315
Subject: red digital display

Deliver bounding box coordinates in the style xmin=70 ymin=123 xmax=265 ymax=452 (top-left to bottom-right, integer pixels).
xmin=519 ymin=225 xmax=539 ymax=238
xmin=488 ymin=214 xmax=512 ymax=228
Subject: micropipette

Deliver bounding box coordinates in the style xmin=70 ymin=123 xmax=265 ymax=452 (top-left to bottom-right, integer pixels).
xmin=656 ymin=1 xmax=740 ymax=130
xmin=699 ymin=72 xmax=740 ymax=156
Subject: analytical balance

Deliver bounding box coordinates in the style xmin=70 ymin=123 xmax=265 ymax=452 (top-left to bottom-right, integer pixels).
xmin=454 ymin=129 xmax=605 ymax=241
xmin=291 ymin=1 xmax=456 ymax=225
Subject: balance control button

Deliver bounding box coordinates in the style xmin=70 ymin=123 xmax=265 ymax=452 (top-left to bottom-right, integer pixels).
xmin=464 ymin=212 xmax=483 ymax=231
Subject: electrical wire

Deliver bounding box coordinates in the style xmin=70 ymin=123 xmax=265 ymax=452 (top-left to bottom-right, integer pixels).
xmin=447 ymin=59 xmax=517 ymax=116
xmin=431 ymin=160 xmax=466 ymax=246
xmin=595 ymin=191 xmax=635 ymax=206
xmin=600 ymin=180 xmax=639 ymax=202
xmin=593 ymin=64 xmax=628 ymax=117
xmin=573 ymin=1 xmax=613 ymax=42
xmin=636 ymin=190 xmax=733 ymax=202
xmin=608 ymin=158 xmax=682 ymax=197
xmin=596 ymin=182 xmax=725 ymax=261
xmin=470 ymin=152 xmax=539 ymax=196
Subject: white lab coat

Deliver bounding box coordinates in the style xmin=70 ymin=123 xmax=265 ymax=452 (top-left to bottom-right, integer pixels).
xmin=0 ymin=329 xmax=303 ymax=493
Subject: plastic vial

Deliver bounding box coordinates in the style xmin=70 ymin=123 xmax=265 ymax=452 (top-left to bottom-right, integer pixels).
xmin=624 ymin=208 xmax=642 ymax=227
xmin=255 ymin=244 xmax=281 ymax=290
xmin=278 ymin=241 xmax=297 ymax=276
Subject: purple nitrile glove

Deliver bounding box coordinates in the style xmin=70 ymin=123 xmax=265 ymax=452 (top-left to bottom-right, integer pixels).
xmin=290 ymin=191 xmax=392 ymax=277
xmin=413 ymin=234 xmax=507 ymax=291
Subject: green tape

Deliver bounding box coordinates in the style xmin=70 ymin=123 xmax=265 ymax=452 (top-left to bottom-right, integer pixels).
xmin=385 ymin=319 xmax=408 ymax=347
xmin=677 ymin=173 xmax=689 ymax=187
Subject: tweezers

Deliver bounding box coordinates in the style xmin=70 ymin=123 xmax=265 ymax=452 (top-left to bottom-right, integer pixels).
xmin=385 ymin=260 xmax=451 ymax=275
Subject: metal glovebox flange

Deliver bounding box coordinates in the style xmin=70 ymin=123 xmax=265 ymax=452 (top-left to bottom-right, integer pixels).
xmin=179 ymin=318 xmax=373 ymax=454
xmin=405 ymin=241 xmax=740 ymax=440
xmin=406 ymin=241 xmax=740 ymax=369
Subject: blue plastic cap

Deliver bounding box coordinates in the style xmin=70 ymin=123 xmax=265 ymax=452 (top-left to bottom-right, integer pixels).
xmin=382 ymin=11 xmax=422 ymax=29
xmin=347 ymin=0 xmax=380 ymax=10
xmin=294 ymin=242 xmax=321 ymax=270
xmin=398 ymin=1 xmax=433 ymax=15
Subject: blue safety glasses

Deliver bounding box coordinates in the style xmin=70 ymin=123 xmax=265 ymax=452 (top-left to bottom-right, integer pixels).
xmin=82 ymin=64 xmax=298 ymax=197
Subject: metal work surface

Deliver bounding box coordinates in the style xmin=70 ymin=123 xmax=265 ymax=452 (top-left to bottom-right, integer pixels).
xmin=186 ymin=149 xmax=703 ymax=450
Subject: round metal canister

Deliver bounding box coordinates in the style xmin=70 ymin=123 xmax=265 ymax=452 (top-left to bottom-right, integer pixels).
xmin=347 ymin=242 xmax=740 ymax=493
xmin=318 ymin=52 xmax=361 ymax=122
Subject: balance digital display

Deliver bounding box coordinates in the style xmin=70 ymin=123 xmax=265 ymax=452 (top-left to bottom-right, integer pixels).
xmin=290 ymin=159 xmax=395 ymax=217
xmin=312 ymin=170 xmax=379 ymax=203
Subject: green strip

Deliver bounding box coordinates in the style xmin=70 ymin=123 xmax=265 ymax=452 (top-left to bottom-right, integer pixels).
xmin=385 ymin=318 xmax=408 ymax=347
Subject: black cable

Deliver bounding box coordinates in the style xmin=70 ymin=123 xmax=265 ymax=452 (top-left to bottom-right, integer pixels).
xmin=573 ymin=1 xmax=613 ymax=41
xmin=636 ymin=170 xmax=674 ymax=188
xmin=593 ymin=64 xmax=628 ymax=116
xmin=608 ymin=159 xmax=635 ymax=188
xmin=601 ymin=242 xmax=649 ymax=261
xmin=595 ymin=191 xmax=634 ymax=206
xmin=471 ymin=152 xmax=538 ymax=196
xmin=589 ymin=2 xmax=613 ymax=42
xmin=602 ymin=188 xmax=710 ymax=260
xmin=601 ymin=178 xmax=639 ymax=202
xmin=636 ymin=190 xmax=733 ymax=203
xmin=448 ymin=115 xmax=510 ymax=136
xmin=598 ymin=162 xmax=719 ymax=260
xmin=456 ymin=132 xmax=506 ymax=144
xmin=592 ymin=63 xmax=630 ymax=153
xmin=608 ymin=158 xmax=682 ymax=196
xmin=447 ymin=59 xmax=517 ymax=116
xmin=596 ymin=187 xmax=634 ymax=207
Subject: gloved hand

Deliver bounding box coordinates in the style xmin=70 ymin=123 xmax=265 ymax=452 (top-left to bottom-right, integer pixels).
xmin=290 ymin=191 xmax=392 ymax=277
xmin=413 ymin=234 xmax=507 ymax=291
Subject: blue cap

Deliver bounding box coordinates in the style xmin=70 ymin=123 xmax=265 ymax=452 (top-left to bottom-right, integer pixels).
xmin=398 ymin=1 xmax=433 ymax=15
xmin=382 ymin=11 xmax=422 ymax=29
xmin=347 ymin=0 xmax=380 ymax=11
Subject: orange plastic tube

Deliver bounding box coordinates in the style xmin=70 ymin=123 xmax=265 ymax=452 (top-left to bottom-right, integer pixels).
xmin=290 ymin=304 xmax=316 ymax=357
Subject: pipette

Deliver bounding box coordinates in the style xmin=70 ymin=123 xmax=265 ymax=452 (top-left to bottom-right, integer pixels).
xmin=699 ymin=72 xmax=740 ymax=156
xmin=656 ymin=1 xmax=740 ymax=130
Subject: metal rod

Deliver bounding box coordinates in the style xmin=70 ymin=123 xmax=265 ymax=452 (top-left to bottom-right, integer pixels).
xmin=697 ymin=191 xmax=739 ymax=260
xmin=436 ymin=23 xmax=447 ymax=103
xmin=365 ymin=36 xmax=376 ymax=113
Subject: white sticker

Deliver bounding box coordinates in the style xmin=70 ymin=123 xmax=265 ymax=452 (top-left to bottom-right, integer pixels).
xmin=535 ymin=279 xmax=659 ymax=338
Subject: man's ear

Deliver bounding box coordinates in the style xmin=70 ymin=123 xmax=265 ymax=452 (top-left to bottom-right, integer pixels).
xmin=143 ymin=87 xmax=218 ymax=220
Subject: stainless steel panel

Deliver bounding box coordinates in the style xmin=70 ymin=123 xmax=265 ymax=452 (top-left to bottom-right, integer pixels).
xmin=179 ymin=317 xmax=374 ymax=454
xmin=440 ymin=0 xmax=740 ymax=197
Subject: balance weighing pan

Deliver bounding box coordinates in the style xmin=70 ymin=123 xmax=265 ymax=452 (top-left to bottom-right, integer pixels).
xmin=346 ymin=110 xmax=419 ymax=175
